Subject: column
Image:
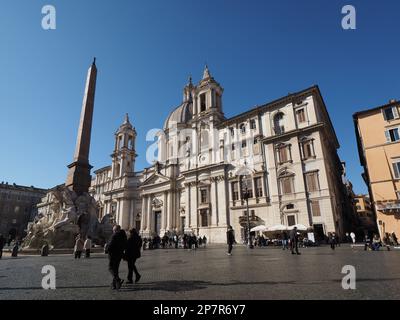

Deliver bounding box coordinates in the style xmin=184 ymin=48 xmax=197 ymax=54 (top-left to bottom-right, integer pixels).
xmin=185 ymin=184 xmax=191 ymax=229
xmin=119 ymin=199 xmax=130 ymax=230
xmin=167 ymin=191 xmax=173 ymax=230
xmin=146 ymin=195 xmax=152 ymax=232
xmin=210 ymin=179 xmax=218 ymax=226
xmin=217 ymin=178 xmax=228 ymax=227
xmin=129 ymin=199 xmax=134 ymax=229
xmin=162 ymin=192 xmax=168 ymax=232
xmin=190 ymin=183 xmax=198 ymax=229
xmin=141 ymin=196 xmax=147 ymax=231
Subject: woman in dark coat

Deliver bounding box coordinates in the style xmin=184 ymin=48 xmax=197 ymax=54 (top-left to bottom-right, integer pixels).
xmin=125 ymin=228 xmax=143 ymax=284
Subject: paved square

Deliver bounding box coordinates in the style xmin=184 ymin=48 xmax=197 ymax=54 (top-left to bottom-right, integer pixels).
xmin=1 ymin=245 xmax=399 ymax=300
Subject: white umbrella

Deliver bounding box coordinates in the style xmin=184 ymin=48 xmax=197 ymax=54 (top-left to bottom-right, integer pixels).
xmin=250 ymin=225 xmax=268 ymax=232
xmin=268 ymin=224 xmax=288 ymax=231
xmin=288 ymin=224 xmax=308 ymax=231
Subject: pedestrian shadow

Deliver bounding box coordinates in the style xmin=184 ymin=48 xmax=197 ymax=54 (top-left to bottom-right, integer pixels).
xmin=0 ymin=285 xmax=111 ymax=291
xmin=120 ymin=279 xmax=298 ymax=293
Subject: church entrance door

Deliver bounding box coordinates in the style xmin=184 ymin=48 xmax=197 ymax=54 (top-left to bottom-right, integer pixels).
xmin=154 ymin=211 xmax=161 ymax=235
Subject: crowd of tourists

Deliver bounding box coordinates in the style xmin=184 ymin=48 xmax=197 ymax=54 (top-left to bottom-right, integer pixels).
xmin=141 ymin=233 xmax=207 ymax=250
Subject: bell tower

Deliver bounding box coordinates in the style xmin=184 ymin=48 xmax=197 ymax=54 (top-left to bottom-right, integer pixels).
xmin=193 ymin=65 xmax=224 ymax=123
xmin=111 ymin=114 xmax=137 ymax=178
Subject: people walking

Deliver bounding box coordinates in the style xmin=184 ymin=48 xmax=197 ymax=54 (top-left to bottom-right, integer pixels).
xmin=289 ymin=227 xmax=300 ymax=255
xmin=84 ymin=236 xmax=92 ymax=258
xmin=350 ymin=232 xmax=356 ymax=247
xmin=108 ymin=225 xmax=127 ymax=290
xmin=0 ymin=234 xmax=5 ymax=259
xmin=282 ymin=231 xmax=289 ymax=250
xmin=74 ymin=235 xmax=84 ymax=259
xmin=203 ymin=236 xmax=207 ymax=247
xmin=226 ymin=226 xmax=235 ymax=256
xmin=329 ymin=232 xmax=337 ymax=250
xmin=364 ymin=234 xmax=371 ymax=251
xmin=124 ymin=228 xmax=142 ymax=284
xmin=392 ymin=232 xmax=398 ymax=246
xmin=11 ymin=241 xmax=19 ymax=257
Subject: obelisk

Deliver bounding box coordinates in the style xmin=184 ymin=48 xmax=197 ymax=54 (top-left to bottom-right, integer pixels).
xmin=65 ymin=58 xmax=97 ymax=195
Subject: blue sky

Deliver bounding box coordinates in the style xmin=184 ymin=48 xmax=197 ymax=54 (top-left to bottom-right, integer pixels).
xmin=0 ymin=0 xmax=399 ymax=193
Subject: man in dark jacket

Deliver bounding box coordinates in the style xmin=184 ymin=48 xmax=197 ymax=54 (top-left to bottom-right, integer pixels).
xmin=226 ymin=226 xmax=235 ymax=256
xmin=108 ymin=225 xmax=127 ymax=289
xmin=289 ymin=227 xmax=300 ymax=255
xmin=125 ymin=228 xmax=142 ymax=284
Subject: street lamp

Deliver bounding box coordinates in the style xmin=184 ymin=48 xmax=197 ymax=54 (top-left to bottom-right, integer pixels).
xmin=240 ymin=172 xmax=254 ymax=249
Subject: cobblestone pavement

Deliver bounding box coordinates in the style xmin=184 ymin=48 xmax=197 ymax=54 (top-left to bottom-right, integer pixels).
xmin=1 ymin=245 xmax=399 ymax=300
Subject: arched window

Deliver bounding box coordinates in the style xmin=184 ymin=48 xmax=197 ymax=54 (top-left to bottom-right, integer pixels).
xmin=240 ymin=123 xmax=246 ymax=134
xmin=128 ymin=136 xmax=134 ymax=150
xmin=273 ymin=112 xmax=285 ymax=135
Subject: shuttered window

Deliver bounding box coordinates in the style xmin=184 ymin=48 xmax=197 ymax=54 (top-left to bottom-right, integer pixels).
xmin=311 ymin=201 xmax=321 ymax=216
xmin=305 ymin=172 xmax=319 ymax=192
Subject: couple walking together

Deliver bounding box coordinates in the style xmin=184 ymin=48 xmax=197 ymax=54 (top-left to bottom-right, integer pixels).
xmin=107 ymin=225 xmax=142 ymax=290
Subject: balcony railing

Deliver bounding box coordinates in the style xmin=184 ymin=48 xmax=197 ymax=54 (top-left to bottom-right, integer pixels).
xmin=376 ymin=200 xmax=400 ymax=213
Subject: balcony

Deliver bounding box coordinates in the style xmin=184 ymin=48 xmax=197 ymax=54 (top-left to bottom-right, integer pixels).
xmin=376 ymin=200 xmax=400 ymax=214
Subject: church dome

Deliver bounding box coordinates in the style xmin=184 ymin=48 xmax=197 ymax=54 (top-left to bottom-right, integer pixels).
xmin=163 ymin=101 xmax=193 ymax=130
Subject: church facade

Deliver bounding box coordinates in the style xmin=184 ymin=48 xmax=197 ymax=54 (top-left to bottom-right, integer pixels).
xmin=90 ymin=67 xmax=349 ymax=243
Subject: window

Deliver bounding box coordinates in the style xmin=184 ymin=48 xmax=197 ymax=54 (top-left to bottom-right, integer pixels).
xmin=383 ymin=106 xmax=399 ymax=121
xmin=273 ymin=112 xmax=285 ymax=134
xmin=200 ymin=189 xmax=208 ymax=204
xmin=240 ymin=123 xmax=246 ymax=134
xmin=128 ymin=136 xmax=134 ymax=149
xmin=230 ymin=127 xmax=234 ymax=136
xmin=301 ymin=140 xmax=314 ymax=159
xmin=385 ymin=128 xmax=400 ymax=142
xmin=231 ymin=143 xmax=235 ymax=151
xmin=396 ymin=191 xmax=400 ymax=200
xmin=250 ymin=119 xmax=257 ymax=129
xmin=241 ymin=179 xmax=253 ymax=198
xmin=296 ymin=108 xmax=306 ymax=123
xmin=311 ymin=200 xmax=321 ymax=216
xmin=232 ymin=182 xmax=239 ymax=201
xmin=216 ymin=92 xmax=221 ymax=109
xmin=280 ymin=176 xmax=294 ymax=195
xmin=286 ymin=204 xmax=294 ymax=210
xmin=253 ymin=138 xmax=260 ymax=154
xmin=392 ymin=160 xmax=400 ymax=179
xmin=200 ymin=93 xmax=206 ymax=112
xmin=277 ymin=145 xmax=290 ymax=163
xmin=241 ymin=140 xmax=247 ymax=148
xmin=254 ymin=177 xmax=263 ymax=197
xmin=200 ymin=130 xmax=209 ymax=149
xmin=287 ymin=215 xmax=296 ymax=226
xmin=200 ymin=209 xmax=208 ymax=227
xmin=305 ymin=172 xmax=320 ymax=192
xmin=251 ymin=210 xmax=255 ymax=219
